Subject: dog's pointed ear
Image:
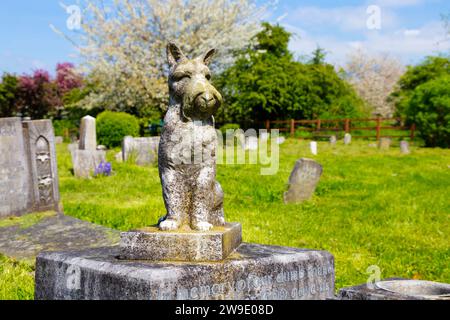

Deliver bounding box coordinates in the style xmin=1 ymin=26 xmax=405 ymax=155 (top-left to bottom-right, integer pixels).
xmin=203 ymin=48 xmax=217 ymax=65
xmin=167 ymin=42 xmax=186 ymax=67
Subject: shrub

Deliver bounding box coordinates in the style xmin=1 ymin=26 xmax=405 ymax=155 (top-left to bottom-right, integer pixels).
xmin=219 ymin=123 xmax=240 ymax=135
xmin=96 ymin=111 xmax=139 ymax=147
xmin=53 ymin=119 xmax=77 ymax=140
xmin=406 ymin=75 xmax=450 ymax=148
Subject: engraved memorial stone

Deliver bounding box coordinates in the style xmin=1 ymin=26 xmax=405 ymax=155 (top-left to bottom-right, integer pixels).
xmin=400 ymin=140 xmax=410 ymax=154
xmin=284 ymin=158 xmax=323 ymax=204
xmin=0 ymin=117 xmax=60 ymax=218
xmin=378 ymin=137 xmax=391 ymax=150
xmin=310 ymin=141 xmax=318 ymax=155
xmin=78 ymin=115 xmax=97 ymax=151
xmin=0 ymin=118 xmax=32 ymax=218
xmin=122 ymin=136 xmax=160 ymax=166
xmin=344 ymin=133 xmax=351 ymax=145
xmin=329 ymin=135 xmax=337 ymax=145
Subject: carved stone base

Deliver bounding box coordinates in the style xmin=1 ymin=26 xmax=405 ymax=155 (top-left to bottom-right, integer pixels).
xmin=119 ymin=222 xmax=242 ymax=262
xmin=35 ymin=244 xmax=335 ymax=300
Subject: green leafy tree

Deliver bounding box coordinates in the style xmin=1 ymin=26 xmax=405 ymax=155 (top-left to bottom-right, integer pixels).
xmin=392 ymin=56 xmax=450 ymax=116
xmin=0 ymin=74 xmax=19 ymax=117
xmin=216 ymin=23 xmax=365 ymax=126
xmin=406 ymin=75 xmax=450 ymax=148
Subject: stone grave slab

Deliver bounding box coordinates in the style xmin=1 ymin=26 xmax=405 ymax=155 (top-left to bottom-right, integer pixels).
xmin=122 ymin=136 xmax=160 ymax=165
xmin=0 ymin=213 xmax=120 ymax=260
xmin=284 ymin=158 xmax=323 ymax=204
xmin=35 ymin=244 xmax=335 ymax=300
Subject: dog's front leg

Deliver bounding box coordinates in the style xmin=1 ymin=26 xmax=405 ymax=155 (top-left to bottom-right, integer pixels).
xmin=191 ymin=165 xmax=215 ymax=231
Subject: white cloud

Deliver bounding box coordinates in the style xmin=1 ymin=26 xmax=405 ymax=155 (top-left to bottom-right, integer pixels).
xmin=288 ymin=5 xmax=399 ymax=32
xmin=284 ymin=21 xmax=449 ymax=67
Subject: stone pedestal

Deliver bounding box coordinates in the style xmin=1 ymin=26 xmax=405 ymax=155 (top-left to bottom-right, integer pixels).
xmin=338 ymin=279 xmax=450 ymax=300
xmin=120 ymin=222 xmax=242 ymax=262
xmin=35 ymin=244 xmax=335 ymax=300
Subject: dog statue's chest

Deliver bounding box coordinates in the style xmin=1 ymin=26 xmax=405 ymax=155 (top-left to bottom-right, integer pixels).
xmin=160 ymin=109 xmax=217 ymax=166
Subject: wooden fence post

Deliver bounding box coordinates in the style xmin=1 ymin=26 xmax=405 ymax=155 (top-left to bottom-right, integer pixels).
xmin=410 ymin=123 xmax=416 ymax=141
xmin=344 ymin=118 xmax=350 ymax=133
xmin=317 ymin=119 xmax=321 ymax=131
xmin=290 ymin=119 xmax=295 ymax=137
xmin=265 ymin=120 xmax=270 ymax=131
xmin=376 ymin=117 xmax=381 ymax=141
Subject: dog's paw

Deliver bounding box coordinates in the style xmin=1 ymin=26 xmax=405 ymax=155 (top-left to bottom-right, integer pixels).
xmin=192 ymin=221 xmax=213 ymax=232
xmin=159 ymin=219 xmax=180 ymax=231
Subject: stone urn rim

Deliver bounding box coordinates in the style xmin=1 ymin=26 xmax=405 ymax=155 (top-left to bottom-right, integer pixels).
xmin=375 ymin=280 xmax=450 ymax=299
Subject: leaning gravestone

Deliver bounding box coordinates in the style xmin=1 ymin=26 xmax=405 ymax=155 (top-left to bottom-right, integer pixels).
xmin=122 ymin=136 xmax=160 ymax=166
xmin=0 ymin=117 xmax=60 ymax=218
xmin=400 ymin=140 xmax=410 ymax=154
xmin=284 ymin=158 xmax=323 ymax=204
xmin=70 ymin=115 xmax=106 ymax=178
xmin=344 ymin=133 xmax=351 ymax=145
xmin=35 ymin=42 xmax=335 ymax=300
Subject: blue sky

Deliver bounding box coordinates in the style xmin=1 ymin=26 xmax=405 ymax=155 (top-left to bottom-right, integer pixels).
xmin=0 ymin=0 xmax=449 ymax=74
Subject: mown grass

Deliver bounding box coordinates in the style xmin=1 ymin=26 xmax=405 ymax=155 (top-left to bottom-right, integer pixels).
xmin=0 ymin=254 xmax=34 ymax=300
xmin=1 ymin=138 xmax=449 ymax=299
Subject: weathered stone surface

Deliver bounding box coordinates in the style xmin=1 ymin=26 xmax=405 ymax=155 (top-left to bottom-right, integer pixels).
xmin=0 ymin=117 xmax=32 ymax=218
xmin=0 ymin=213 xmax=120 ymax=260
xmin=244 ymin=136 xmax=258 ymax=150
xmin=338 ymin=279 xmax=450 ymax=300
xmin=378 ymin=137 xmax=391 ymax=150
xmin=260 ymin=131 xmax=270 ymax=141
xmin=71 ymin=149 xmax=106 ymax=178
xmin=122 ymin=136 xmax=159 ymax=166
xmin=120 ymin=222 xmax=242 ymax=262
xmin=344 ymin=133 xmax=351 ymax=145
xmin=55 ymin=136 xmax=63 ymax=144
xmin=22 ymin=119 xmax=61 ymax=213
xmin=400 ymin=140 xmax=410 ymax=154
xmin=329 ymin=135 xmax=336 ymax=145
xmin=0 ymin=118 xmax=60 ymax=218
xmin=310 ymin=141 xmax=318 ymax=155
xmin=35 ymin=243 xmax=335 ymax=300
xmin=78 ymin=115 xmax=97 ymax=151
xmin=115 ymin=151 xmax=123 ymax=163
xmin=284 ymin=158 xmax=323 ymax=204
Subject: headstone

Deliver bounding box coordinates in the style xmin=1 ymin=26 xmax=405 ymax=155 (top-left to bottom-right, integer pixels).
xmin=329 ymin=135 xmax=337 ymax=145
xmin=96 ymin=145 xmax=107 ymax=151
xmin=70 ymin=116 xmax=106 ymax=178
xmin=115 ymin=151 xmax=123 ymax=163
xmin=0 ymin=117 xmax=60 ymax=218
xmin=338 ymin=279 xmax=450 ymax=300
xmin=122 ymin=136 xmax=160 ymax=166
xmin=400 ymin=140 xmax=410 ymax=154
xmin=284 ymin=158 xmax=323 ymax=204
xmin=260 ymin=131 xmax=270 ymax=141
xmin=276 ymin=136 xmax=285 ymax=145
xmin=55 ymin=136 xmax=63 ymax=144
xmin=378 ymin=137 xmax=391 ymax=150
xmin=244 ymin=136 xmax=258 ymax=150
xmin=22 ymin=120 xmax=61 ymax=213
xmin=344 ymin=133 xmax=351 ymax=145
xmin=78 ymin=115 xmax=97 ymax=151
xmin=71 ymin=149 xmax=106 ymax=178
xmin=310 ymin=141 xmax=318 ymax=155
xmin=368 ymin=143 xmax=377 ymax=148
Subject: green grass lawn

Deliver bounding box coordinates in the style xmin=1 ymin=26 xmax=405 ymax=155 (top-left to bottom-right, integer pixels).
xmin=1 ymin=138 xmax=449 ymax=299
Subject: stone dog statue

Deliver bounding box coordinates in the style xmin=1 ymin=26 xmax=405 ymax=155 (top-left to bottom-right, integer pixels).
xmin=158 ymin=43 xmax=225 ymax=232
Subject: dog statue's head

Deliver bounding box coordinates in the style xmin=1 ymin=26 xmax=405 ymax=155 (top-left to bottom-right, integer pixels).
xmin=167 ymin=42 xmax=223 ymax=121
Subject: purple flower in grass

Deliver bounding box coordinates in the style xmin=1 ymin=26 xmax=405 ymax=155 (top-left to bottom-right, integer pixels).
xmin=94 ymin=161 xmax=112 ymax=177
